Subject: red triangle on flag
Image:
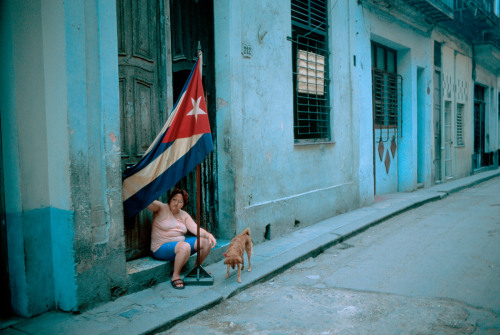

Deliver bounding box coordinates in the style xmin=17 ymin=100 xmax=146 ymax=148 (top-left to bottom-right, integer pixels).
xmin=162 ymin=60 xmax=211 ymax=143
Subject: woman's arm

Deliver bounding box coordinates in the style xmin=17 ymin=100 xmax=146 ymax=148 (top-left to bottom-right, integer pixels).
xmin=199 ymin=227 xmax=217 ymax=248
xmin=185 ymin=214 xmax=217 ymax=248
xmin=147 ymin=200 xmax=163 ymax=213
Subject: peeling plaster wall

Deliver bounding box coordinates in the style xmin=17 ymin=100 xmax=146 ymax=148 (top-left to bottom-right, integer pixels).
xmin=215 ymin=0 xmax=362 ymax=243
xmin=0 ymin=0 xmax=77 ymax=316
xmin=63 ymin=0 xmax=126 ymax=311
xmin=345 ymin=1 xmax=375 ymax=206
xmin=0 ymin=0 xmax=126 ymax=316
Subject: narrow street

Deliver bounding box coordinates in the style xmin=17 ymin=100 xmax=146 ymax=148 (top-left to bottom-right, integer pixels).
xmin=161 ymin=177 xmax=500 ymax=334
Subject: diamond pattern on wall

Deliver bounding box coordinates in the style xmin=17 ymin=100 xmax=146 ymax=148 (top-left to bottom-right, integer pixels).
xmin=378 ymin=140 xmax=384 ymax=162
xmin=391 ymin=135 xmax=397 ymax=158
xmin=385 ymin=149 xmax=391 ymax=174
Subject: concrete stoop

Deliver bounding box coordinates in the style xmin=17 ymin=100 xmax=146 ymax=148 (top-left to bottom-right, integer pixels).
xmin=125 ymin=239 xmax=231 ymax=295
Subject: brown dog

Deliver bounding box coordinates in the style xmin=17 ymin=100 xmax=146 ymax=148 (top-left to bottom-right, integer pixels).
xmin=223 ymin=228 xmax=252 ymax=283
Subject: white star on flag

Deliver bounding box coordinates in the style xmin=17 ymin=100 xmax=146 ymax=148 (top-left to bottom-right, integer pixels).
xmin=187 ymin=96 xmax=207 ymax=121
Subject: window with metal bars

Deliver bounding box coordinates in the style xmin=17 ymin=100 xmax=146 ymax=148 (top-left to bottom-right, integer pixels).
xmin=290 ymin=0 xmax=330 ymax=142
xmin=456 ymin=103 xmax=465 ymax=146
xmin=371 ymin=42 xmax=402 ymax=134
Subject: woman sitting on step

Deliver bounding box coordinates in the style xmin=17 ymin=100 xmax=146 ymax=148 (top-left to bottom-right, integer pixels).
xmin=148 ymin=188 xmax=217 ymax=289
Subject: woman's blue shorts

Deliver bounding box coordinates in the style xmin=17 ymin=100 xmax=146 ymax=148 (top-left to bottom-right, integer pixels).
xmin=151 ymin=236 xmax=197 ymax=262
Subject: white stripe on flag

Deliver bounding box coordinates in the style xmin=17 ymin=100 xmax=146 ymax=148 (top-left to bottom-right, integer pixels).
xmin=122 ymin=133 xmax=203 ymax=201
xmin=144 ymin=91 xmax=186 ymax=156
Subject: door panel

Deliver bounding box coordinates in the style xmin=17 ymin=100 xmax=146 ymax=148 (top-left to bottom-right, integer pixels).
xmin=433 ymin=71 xmax=442 ymax=183
xmin=374 ymin=131 xmax=398 ymax=194
xmin=118 ymin=0 xmax=161 ymax=170
xmin=118 ymin=0 xmax=162 ymax=260
xmin=444 ymin=101 xmax=453 ymax=178
xmin=371 ymin=66 xmax=400 ymax=195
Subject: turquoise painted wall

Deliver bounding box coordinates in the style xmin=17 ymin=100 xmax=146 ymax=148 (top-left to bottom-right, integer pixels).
xmin=215 ymin=0 xmax=365 ymax=241
xmin=0 ymin=0 xmax=78 ymax=316
xmin=0 ymin=0 xmax=125 ymax=316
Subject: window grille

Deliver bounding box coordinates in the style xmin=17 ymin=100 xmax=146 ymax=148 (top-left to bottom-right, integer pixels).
xmin=291 ymin=0 xmax=330 ymax=142
xmin=456 ymin=103 xmax=465 ymax=146
xmin=372 ymin=69 xmax=403 ymax=139
xmin=371 ymin=42 xmax=402 ymax=141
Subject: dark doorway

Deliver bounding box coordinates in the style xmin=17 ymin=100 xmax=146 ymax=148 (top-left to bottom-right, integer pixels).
xmin=433 ymin=70 xmax=442 ymax=183
xmin=170 ymin=0 xmax=218 ymax=238
xmin=473 ymin=85 xmax=486 ymax=170
xmin=118 ymin=0 xmax=217 ymax=260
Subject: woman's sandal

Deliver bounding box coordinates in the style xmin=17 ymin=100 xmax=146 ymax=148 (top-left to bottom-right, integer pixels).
xmin=171 ymin=278 xmax=185 ymax=290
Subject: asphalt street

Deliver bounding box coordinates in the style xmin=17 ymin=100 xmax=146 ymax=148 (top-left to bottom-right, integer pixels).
xmin=160 ymin=177 xmax=500 ymax=334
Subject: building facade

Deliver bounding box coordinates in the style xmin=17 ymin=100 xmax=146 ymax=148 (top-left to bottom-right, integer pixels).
xmin=1 ymin=0 xmax=498 ymax=317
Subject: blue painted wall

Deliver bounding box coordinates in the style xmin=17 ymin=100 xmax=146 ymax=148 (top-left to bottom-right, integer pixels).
xmin=215 ymin=0 xmax=367 ymax=241
xmin=0 ymin=0 xmax=125 ymax=316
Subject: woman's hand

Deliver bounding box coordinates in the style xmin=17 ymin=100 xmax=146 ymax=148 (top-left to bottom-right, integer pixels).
xmin=206 ymin=233 xmax=217 ymax=249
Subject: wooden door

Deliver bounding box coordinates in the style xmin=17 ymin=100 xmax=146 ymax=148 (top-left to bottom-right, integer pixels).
xmin=117 ymin=0 xmax=167 ymax=260
xmin=444 ymin=101 xmax=453 ymax=178
xmin=118 ymin=0 xmax=217 ymax=260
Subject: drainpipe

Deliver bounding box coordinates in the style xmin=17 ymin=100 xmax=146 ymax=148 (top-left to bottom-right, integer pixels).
xmin=347 ymin=0 xmax=354 ymax=172
xmin=470 ymin=43 xmax=476 ymax=174
xmin=454 ymin=49 xmax=457 ymax=178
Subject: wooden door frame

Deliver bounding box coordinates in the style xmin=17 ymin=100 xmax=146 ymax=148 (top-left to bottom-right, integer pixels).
xmin=119 ymin=0 xmax=218 ymax=260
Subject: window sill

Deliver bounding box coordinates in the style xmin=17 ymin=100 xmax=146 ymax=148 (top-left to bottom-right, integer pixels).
xmin=294 ymin=139 xmax=335 ymax=146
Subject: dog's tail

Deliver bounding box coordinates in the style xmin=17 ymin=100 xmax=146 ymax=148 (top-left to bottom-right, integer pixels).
xmin=241 ymin=227 xmax=250 ymax=236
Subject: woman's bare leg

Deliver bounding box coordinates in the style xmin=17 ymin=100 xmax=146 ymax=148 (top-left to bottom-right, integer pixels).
xmin=172 ymin=242 xmax=191 ymax=283
xmin=194 ymin=237 xmax=211 ymax=265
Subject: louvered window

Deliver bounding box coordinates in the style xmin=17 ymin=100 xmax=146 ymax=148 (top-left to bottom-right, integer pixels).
xmin=290 ymin=0 xmax=330 ymax=142
xmin=456 ymin=103 xmax=464 ymax=146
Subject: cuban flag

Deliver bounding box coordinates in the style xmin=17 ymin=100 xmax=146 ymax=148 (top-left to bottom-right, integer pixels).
xmin=122 ymin=56 xmax=213 ymax=218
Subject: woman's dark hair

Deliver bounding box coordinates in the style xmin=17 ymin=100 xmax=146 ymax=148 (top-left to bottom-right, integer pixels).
xmin=168 ymin=188 xmax=189 ymax=209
